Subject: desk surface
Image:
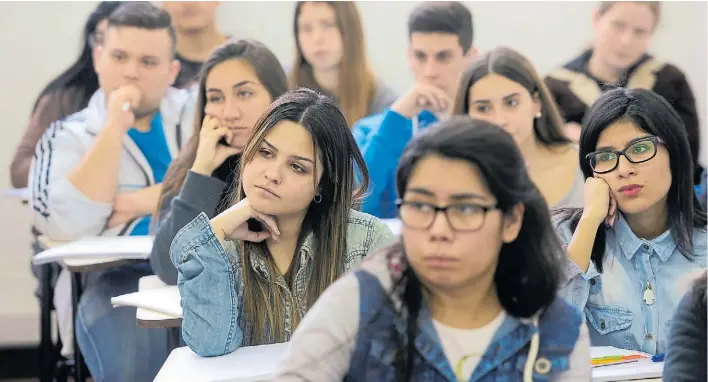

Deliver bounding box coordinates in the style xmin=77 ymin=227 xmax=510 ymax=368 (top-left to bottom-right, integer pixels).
xmin=155 ymin=343 xmax=661 ymax=382
xmin=155 ymin=343 xmax=288 ymax=382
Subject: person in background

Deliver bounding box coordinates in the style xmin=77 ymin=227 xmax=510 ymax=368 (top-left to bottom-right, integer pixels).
xmin=9 ymin=1 xmax=125 ymax=189
xmin=663 ymin=271 xmax=707 ymax=382
xmin=454 ymin=47 xmax=583 ymax=210
xmin=273 ymin=118 xmax=591 ymax=381
xmin=29 ymin=3 xmax=195 ymax=380
xmin=150 ymin=39 xmax=289 ymax=285
xmin=545 ymin=1 xmax=703 ymax=184
xmin=553 ymin=88 xmax=706 ymax=355
xmin=353 ymin=1 xmax=476 ymax=218
xmin=163 ymin=1 xmax=228 ymax=88
xmin=289 ymin=1 xmax=396 ymax=126
xmin=169 ymin=89 xmax=394 ymax=357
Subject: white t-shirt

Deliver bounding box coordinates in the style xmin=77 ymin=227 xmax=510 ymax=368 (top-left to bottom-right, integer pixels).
xmin=433 ymin=311 xmax=506 ymax=381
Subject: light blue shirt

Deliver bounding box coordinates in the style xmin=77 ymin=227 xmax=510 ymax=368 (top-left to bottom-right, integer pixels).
xmin=555 ymin=214 xmax=707 ymax=355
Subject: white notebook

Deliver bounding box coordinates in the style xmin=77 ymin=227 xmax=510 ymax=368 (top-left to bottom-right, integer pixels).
xmin=32 ymin=235 xmax=154 ymax=265
xmin=111 ymin=286 xmax=182 ymax=318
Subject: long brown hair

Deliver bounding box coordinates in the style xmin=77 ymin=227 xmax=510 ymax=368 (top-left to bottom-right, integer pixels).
xmin=234 ymin=88 xmax=369 ymax=344
xmin=453 ymin=46 xmax=570 ymax=147
xmin=290 ymin=1 xmax=375 ymax=127
xmin=156 ymin=39 xmax=288 ymax=218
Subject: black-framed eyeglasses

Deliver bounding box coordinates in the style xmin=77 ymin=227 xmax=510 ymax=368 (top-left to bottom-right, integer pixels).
xmin=396 ymin=199 xmax=497 ymax=232
xmin=586 ymin=136 xmax=663 ymax=174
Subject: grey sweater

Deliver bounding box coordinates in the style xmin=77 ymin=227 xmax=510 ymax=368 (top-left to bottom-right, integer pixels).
xmin=149 ymin=170 xmax=232 ymax=285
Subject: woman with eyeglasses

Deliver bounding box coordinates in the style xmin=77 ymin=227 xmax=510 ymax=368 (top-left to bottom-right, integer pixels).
xmin=9 ymin=1 xmax=126 ymax=189
xmin=554 ymin=87 xmax=707 ymax=355
xmin=273 ymin=117 xmax=591 ymax=382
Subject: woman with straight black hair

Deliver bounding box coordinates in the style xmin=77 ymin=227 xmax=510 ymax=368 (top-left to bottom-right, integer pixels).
xmin=554 ymin=87 xmax=707 ymax=355
xmin=9 ymin=1 xmax=125 ymax=188
xmin=273 ymin=117 xmax=590 ymax=381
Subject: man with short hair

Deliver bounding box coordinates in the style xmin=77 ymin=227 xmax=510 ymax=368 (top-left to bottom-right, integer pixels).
xmin=29 ymin=3 xmax=195 ymax=380
xmin=162 ymin=1 xmax=228 ymax=88
xmin=353 ymin=1 xmax=476 ymax=218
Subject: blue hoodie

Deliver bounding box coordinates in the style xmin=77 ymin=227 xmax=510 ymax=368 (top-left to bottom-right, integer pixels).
xmin=353 ymin=108 xmax=439 ymax=218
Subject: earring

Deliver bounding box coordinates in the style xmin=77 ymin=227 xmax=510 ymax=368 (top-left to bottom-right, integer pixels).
xmin=313 ymin=194 xmax=322 ymax=204
xmin=535 ymin=112 xmax=542 ymax=118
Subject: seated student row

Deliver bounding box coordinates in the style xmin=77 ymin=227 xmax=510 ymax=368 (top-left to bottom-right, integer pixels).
xmin=169 ymin=89 xmax=705 ymax=379
xmin=25 ymin=2 xmax=706 ymax=381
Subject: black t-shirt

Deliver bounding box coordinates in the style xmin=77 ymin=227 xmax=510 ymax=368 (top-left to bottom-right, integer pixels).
xmin=174 ymin=53 xmax=203 ymax=89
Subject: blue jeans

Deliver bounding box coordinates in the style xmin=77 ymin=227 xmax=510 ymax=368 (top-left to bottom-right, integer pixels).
xmin=75 ymin=264 xmax=170 ymax=382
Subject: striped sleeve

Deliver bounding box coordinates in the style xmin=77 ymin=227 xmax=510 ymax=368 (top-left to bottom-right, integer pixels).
xmin=29 ymin=119 xmax=113 ymax=240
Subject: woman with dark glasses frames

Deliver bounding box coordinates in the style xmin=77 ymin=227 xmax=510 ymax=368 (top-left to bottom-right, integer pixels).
xmin=554 ymin=87 xmax=707 ymax=355
xmin=273 ymin=117 xmax=591 ymax=381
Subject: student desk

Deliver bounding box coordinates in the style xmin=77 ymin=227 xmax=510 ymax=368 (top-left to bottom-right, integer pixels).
xmin=155 ymin=343 xmax=661 ymax=382
xmin=131 ymin=275 xmax=182 ymax=351
xmin=35 ymin=236 xmax=152 ymax=382
xmin=3 ymin=187 xmax=29 ymax=204
xmin=155 ymin=343 xmax=288 ymax=382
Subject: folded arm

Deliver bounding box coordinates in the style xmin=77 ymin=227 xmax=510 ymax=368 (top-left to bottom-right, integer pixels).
xmin=170 ymin=212 xmax=243 ymax=357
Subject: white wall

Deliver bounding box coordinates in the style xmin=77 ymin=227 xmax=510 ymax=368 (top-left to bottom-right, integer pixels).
xmin=0 ymin=1 xmax=705 ymax=345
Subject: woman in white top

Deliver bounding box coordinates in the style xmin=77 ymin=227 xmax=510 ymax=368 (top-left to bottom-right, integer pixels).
xmin=273 ymin=117 xmax=591 ymax=381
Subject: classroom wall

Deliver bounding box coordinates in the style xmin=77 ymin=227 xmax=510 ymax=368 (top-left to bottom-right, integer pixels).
xmin=0 ymin=1 xmax=705 ymax=346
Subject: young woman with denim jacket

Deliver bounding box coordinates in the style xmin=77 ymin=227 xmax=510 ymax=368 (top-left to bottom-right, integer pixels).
xmin=273 ymin=117 xmax=591 ymax=381
xmin=169 ymin=88 xmax=395 ymax=357
xmin=554 ymin=87 xmax=707 ymax=355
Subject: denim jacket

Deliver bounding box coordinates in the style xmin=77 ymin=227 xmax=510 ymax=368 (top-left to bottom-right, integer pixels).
xmin=556 ymin=214 xmax=707 ymax=354
xmin=169 ymin=209 xmax=395 ymax=357
xmin=273 ymin=249 xmax=589 ymax=382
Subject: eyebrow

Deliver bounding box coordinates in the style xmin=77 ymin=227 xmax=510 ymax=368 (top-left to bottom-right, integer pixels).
xmin=206 ymin=80 xmax=256 ymax=93
xmin=471 ymin=92 xmax=521 ymax=104
xmin=406 ymin=188 xmax=490 ymax=201
xmin=263 ymin=139 xmax=315 ymax=164
xmin=109 ymin=48 xmax=159 ymax=61
xmin=595 ymin=135 xmax=655 ymax=151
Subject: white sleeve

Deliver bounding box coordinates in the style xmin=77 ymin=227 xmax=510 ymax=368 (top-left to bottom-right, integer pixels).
xmin=552 ymin=321 xmax=591 ymax=381
xmin=273 ymin=272 xmax=361 ymax=381
xmin=29 ymin=121 xmax=114 ymax=240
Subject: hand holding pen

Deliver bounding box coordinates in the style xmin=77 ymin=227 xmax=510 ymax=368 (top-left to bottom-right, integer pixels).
xmin=107 ymin=84 xmax=142 ymax=132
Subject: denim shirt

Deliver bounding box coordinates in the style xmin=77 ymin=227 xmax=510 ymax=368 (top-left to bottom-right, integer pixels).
xmin=345 ymin=272 xmax=584 ymax=381
xmin=169 ymin=209 xmax=395 ymax=357
xmin=556 ymin=214 xmax=707 ymax=354
xmin=274 ymin=248 xmax=588 ymax=381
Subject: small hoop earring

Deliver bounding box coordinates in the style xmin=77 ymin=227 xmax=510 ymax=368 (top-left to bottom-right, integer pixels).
xmin=313 ymin=194 xmax=322 ymax=204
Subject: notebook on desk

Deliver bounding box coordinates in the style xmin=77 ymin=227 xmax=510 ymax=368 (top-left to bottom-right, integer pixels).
xmin=111 ymin=286 xmax=182 ymax=318
xmin=32 ymin=235 xmax=154 ymax=265
xmin=591 ymin=346 xmax=663 ymax=382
